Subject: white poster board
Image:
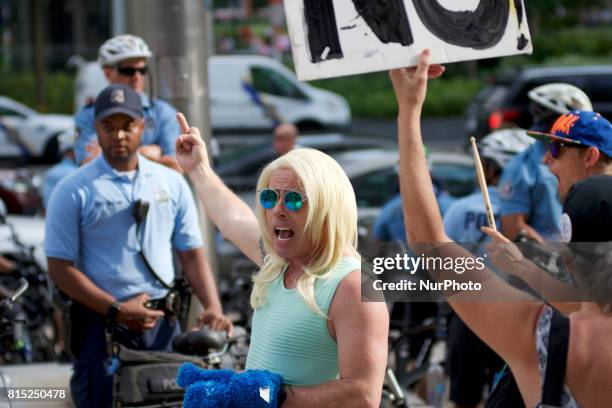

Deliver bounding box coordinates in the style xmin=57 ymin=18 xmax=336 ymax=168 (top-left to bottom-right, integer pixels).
xmin=285 ymin=0 xmax=532 ymax=81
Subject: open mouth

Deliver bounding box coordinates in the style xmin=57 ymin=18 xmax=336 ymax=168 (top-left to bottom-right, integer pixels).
xmin=275 ymin=226 xmax=295 ymax=241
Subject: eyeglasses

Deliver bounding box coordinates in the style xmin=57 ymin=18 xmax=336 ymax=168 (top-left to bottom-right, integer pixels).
xmin=258 ymin=188 xmax=307 ymax=212
xmin=548 ymin=140 xmax=588 ymax=159
xmin=116 ymin=66 xmax=148 ymax=76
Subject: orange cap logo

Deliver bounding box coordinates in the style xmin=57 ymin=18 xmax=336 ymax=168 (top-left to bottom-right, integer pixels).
xmin=550 ymin=113 xmax=579 ymax=136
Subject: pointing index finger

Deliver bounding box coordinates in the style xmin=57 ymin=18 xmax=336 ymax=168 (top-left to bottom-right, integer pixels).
xmin=177 ymin=112 xmax=190 ymax=134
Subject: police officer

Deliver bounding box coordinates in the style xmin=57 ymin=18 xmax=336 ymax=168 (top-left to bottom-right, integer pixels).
xmin=498 ymin=83 xmax=593 ymax=242
xmin=444 ymin=129 xmax=533 ymax=243
xmin=373 ymin=153 xmax=454 ymax=243
xmin=74 ymin=34 xmax=182 ymax=172
xmin=45 ymin=84 xmax=231 ymax=408
xmin=442 ymin=128 xmax=532 ymax=408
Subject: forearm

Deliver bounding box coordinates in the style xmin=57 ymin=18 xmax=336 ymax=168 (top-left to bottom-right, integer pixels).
xmin=397 ymin=110 xmax=447 ymax=244
xmin=188 ymin=163 xmax=261 ymax=264
xmin=0 ymin=256 xmax=15 ymax=274
xmin=284 ymin=378 xmax=378 ymax=408
xmin=501 ymin=214 xmax=545 ymax=243
xmin=48 ymin=262 xmax=114 ymax=315
xmin=180 ymin=249 xmax=223 ymax=313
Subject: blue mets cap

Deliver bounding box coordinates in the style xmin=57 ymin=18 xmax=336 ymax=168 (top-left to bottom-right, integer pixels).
xmin=527 ymin=110 xmax=612 ymax=158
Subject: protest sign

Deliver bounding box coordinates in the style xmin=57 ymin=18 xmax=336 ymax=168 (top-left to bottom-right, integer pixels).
xmin=285 ymin=0 xmax=532 ymax=80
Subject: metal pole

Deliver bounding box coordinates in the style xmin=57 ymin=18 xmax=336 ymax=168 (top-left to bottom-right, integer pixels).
xmin=110 ymin=0 xmax=126 ymax=36
xmin=124 ymin=0 xmax=217 ymax=329
xmin=33 ymin=0 xmax=46 ymax=109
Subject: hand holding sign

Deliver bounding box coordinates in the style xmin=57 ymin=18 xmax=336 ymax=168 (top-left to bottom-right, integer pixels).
xmin=175 ymin=113 xmax=210 ymax=174
xmin=389 ymin=49 xmax=445 ymax=112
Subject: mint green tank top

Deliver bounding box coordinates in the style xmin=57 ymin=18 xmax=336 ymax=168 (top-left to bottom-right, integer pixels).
xmin=245 ymin=256 xmax=361 ymax=386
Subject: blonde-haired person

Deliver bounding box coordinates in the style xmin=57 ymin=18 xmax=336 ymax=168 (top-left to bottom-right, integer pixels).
xmin=391 ymin=50 xmax=612 ymax=408
xmin=174 ymin=113 xmax=388 ymax=407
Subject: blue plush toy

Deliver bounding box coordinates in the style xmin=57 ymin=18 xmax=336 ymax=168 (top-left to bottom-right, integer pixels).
xmin=177 ymin=363 xmax=285 ymax=408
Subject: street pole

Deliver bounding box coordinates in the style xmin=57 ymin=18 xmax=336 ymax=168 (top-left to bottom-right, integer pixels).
xmin=123 ymin=0 xmax=217 ymax=329
xmin=32 ymin=0 xmax=46 ymax=110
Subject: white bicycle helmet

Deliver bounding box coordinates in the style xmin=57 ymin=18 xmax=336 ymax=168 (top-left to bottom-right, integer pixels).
xmin=98 ymin=34 xmax=153 ymax=66
xmin=528 ymin=83 xmax=593 ymax=115
xmin=479 ymin=128 xmax=535 ymax=168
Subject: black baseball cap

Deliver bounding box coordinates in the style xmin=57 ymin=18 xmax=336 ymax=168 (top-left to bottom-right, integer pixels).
xmin=563 ymin=175 xmax=612 ymax=242
xmin=94 ymin=84 xmax=143 ymax=122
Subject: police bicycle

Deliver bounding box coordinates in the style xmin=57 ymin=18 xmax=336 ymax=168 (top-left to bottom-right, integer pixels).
xmin=109 ymin=325 xmax=249 ymax=408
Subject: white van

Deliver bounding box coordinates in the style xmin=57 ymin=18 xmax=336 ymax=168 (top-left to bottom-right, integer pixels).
xmin=74 ymin=55 xmax=351 ymax=131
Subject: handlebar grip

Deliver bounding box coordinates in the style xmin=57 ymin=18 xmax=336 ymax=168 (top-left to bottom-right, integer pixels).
xmin=11 ymin=278 xmax=29 ymax=302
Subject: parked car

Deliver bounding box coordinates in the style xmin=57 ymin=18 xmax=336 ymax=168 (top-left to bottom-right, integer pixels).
xmin=74 ymin=55 xmax=352 ymax=131
xmin=0 ymin=168 xmax=43 ymax=215
xmin=0 ymin=96 xmax=74 ymax=162
xmin=332 ymin=148 xmax=475 ymax=227
xmin=216 ymin=133 xmax=396 ymax=191
xmin=466 ymin=65 xmax=612 ymax=139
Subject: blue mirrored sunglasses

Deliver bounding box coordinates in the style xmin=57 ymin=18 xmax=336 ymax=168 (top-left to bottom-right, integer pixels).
xmin=258 ymin=188 xmax=307 ymax=212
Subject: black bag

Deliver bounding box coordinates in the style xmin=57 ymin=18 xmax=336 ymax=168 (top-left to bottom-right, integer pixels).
xmin=113 ymin=345 xmax=204 ymax=407
xmin=485 ymin=308 xmax=570 ymax=408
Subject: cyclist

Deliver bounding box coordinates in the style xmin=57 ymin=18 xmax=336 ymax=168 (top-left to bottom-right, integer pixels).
xmin=74 ymin=34 xmax=182 ymax=172
xmin=498 ymin=83 xmax=592 ymax=242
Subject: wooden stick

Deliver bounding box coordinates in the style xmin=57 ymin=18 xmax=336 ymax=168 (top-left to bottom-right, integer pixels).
xmin=470 ymin=137 xmax=497 ymax=231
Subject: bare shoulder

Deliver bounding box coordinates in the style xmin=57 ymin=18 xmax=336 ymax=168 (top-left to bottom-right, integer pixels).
xmin=330 ymin=269 xmax=389 ymax=322
xmin=566 ymin=311 xmax=612 ymax=405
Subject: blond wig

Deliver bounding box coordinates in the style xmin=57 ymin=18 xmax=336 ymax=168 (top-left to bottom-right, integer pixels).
xmin=250 ymin=148 xmax=359 ymax=315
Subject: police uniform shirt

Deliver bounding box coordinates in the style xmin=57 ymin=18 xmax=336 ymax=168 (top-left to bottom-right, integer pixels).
xmin=372 ymin=186 xmax=455 ymax=243
xmin=443 ymin=187 xmax=501 ymax=243
xmin=498 ymin=141 xmax=562 ymax=240
xmin=74 ymin=93 xmax=179 ymax=165
xmin=44 ymin=154 xmax=202 ymax=301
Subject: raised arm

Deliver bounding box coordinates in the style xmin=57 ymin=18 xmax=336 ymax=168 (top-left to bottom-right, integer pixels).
xmin=175 ymin=113 xmax=262 ymax=266
xmin=390 ymin=51 xmax=543 ymax=395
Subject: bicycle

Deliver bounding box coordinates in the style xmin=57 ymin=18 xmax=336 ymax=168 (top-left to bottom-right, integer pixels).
xmin=0 ymin=278 xmax=31 ymax=363
xmin=110 ymin=326 xmax=249 ymax=408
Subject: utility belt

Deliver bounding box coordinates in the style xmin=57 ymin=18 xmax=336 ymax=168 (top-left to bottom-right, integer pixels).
xmin=145 ymin=278 xmax=192 ymax=322
xmin=56 ymin=279 xmax=191 ymax=359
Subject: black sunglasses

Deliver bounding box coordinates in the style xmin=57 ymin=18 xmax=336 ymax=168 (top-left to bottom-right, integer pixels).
xmin=549 ymin=140 xmax=588 ymax=159
xmin=116 ymin=66 xmax=148 ymax=76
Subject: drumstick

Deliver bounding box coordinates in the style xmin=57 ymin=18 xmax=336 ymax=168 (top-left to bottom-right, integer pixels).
xmin=470 ymin=137 xmax=497 ymax=231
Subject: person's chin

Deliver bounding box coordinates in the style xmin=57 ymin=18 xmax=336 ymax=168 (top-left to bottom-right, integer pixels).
xmin=108 ymin=152 xmax=132 ymax=162
xmin=273 ymin=238 xmax=297 ymax=259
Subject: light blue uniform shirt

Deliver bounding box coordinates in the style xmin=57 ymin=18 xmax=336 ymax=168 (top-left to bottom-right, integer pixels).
xmin=44 ymin=154 xmax=202 ymax=300
xmin=373 ymin=186 xmax=455 ymax=243
xmin=74 ymin=93 xmax=179 ymax=165
xmin=443 ymin=188 xmax=501 ymax=243
xmin=497 ymin=141 xmax=562 ymax=240
xmin=42 ymin=157 xmax=78 ymax=209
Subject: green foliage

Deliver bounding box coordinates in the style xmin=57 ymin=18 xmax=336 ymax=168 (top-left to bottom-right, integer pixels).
xmin=313 ymin=72 xmax=482 ymax=118
xmin=0 ymin=71 xmax=75 ymax=113
xmin=530 ymin=26 xmax=612 ymax=62
xmin=311 ymin=26 xmax=612 ymax=118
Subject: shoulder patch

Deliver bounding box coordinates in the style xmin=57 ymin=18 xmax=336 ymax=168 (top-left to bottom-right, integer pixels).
xmin=499 ymin=181 xmax=514 ymax=199
xmin=559 ymin=212 xmax=572 ymax=243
